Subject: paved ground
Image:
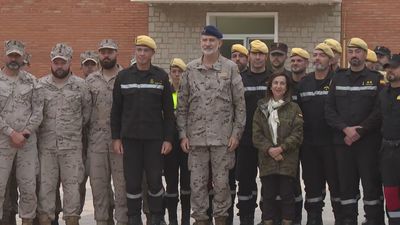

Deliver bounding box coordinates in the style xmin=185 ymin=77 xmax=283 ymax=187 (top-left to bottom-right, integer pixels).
xmin=16 ymin=179 xmax=382 ymax=225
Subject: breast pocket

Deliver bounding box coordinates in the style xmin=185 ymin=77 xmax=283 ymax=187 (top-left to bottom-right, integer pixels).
xmin=15 ymin=87 xmax=33 ymax=104
xmin=0 ymin=89 xmax=11 ymax=110
xmin=64 ymin=92 xmax=82 ymax=113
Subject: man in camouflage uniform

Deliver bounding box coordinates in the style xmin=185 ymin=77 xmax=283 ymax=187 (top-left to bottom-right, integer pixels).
xmin=86 ymin=39 xmax=128 ymax=225
xmin=0 ymin=40 xmax=42 ymax=225
xmin=176 ymin=25 xmax=246 ymax=225
xmin=81 ymin=50 xmax=99 ymax=78
xmin=37 ymin=43 xmax=91 ymax=225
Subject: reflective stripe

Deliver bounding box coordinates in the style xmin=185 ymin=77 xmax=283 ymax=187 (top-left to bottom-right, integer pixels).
xmin=127 ymin=192 xmax=142 ymax=199
xmin=299 ymin=91 xmax=329 ymax=97
xmin=292 ymin=95 xmax=298 ymax=101
xmin=164 ymin=192 xmax=178 ymax=198
xmin=121 ymin=83 xmax=164 ymax=90
xmin=306 ymin=196 xmax=324 ymax=203
xmin=238 ymin=195 xmax=253 ymax=201
xmin=181 ymin=190 xmax=191 ymax=195
xmin=244 ymin=86 xmax=267 ymax=92
xmin=336 ymin=86 xmax=377 ymax=91
xmin=148 ymin=189 xmax=164 ymax=197
xmin=388 ymin=211 xmax=400 ymax=218
xmin=295 ymin=195 xmax=303 ymax=202
xmin=363 ymin=199 xmax=382 ymax=206
xmin=341 ymin=198 xmax=358 ymax=205
xmin=275 ymin=196 xmax=281 ymax=200
xmin=331 ymin=197 xmax=341 ymax=202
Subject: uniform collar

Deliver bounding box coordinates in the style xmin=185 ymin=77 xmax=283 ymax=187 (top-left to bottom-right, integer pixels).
xmin=130 ymin=63 xmax=158 ymax=75
xmin=195 ymin=54 xmax=224 ymax=71
xmin=93 ymin=64 xmax=122 ymax=81
xmin=345 ymin=66 xmax=368 ymax=77
xmin=45 ymin=72 xmax=75 ymax=88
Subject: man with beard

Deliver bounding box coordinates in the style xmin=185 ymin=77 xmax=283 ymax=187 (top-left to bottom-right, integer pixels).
xmin=378 ymin=54 xmax=400 ymax=225
xmin=87 ymin=39 xmax=127 ymax=225
xmin=0 ymin=40 xmax=42 ymax=225
xmin=176 ymin=25 xmax=246 ymax=225
xmin=231 ymin=44 xmax=249 ymax=73
xmin=324 ymin=39 xmax=342 ymax=72
xmin=236 ymin=40 xmax=269 ymax=225
xmin=325 ymin=38 xmax=385 ymax=225
xmin=37 ymin=43 xmax=91 ymax=225
xmin=374 ymin=46 xmax=391 ymax=71
xmin=111 ymin=35 xmax=175 ymax=225
xmin=269 ymin=43 xmax=291 ymax=76
xmin=290 ymin=48 xmax=310 ymax=102
xmin=297 ymin=43 xmax=341 ymax=225
xmin=81 ymin=50 xmax=99 ymax=77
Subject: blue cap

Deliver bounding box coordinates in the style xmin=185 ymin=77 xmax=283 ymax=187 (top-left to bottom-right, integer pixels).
xmin=201 ymin=25 xmax=223 ymax=39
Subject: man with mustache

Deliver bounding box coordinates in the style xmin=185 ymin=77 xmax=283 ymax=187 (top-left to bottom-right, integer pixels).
xmin=325 ymin=38 xmax=385 ymax=225
xmin=378 ymin=54 xmax=400 ymax=225
xmin=324 ymin=39 xmax=342 ymax=73
xmin=289 ymin=47 xmax=309 ymax=102
xmin=176 ymin=25 xmax=246 ymax=225
xmin=231 ymin=44 xmax=249 ymax=73
xmin=37 ymin=43 xmax=91 ymax=225
xmin=297 ymin=43 xmax=341 ymax=225
xmin=0 ymin=40 xmax=42 ymax=225
xmin=87 ymin=39 xmax=127 ymax=225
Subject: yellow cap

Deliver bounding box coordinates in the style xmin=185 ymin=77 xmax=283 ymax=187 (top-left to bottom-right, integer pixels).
xmin=249 ymin=40 xmax=269 ymax=54
xmin=135 ymin=35 xmax=157 ymax=50
xmin=366 ymin=49 xmax=378 ymax=63
xmin=290 ymin=48 xmax=310 ymax=60
xmin=170 ymin=58 xmax=187 ymax=71
xmin=347 ymin=37 xmax=368 ymax=51
xmin=324 ymin=38 xmax=342 ymax=54
xmin=231 ymin=44 xmax=248 ymax=56
xmin=315 ymin=43 xmax=335 ymax=58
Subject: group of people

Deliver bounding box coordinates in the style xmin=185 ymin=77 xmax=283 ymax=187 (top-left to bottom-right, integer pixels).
xmin=0 ymin=24 xmax=399 ymax=225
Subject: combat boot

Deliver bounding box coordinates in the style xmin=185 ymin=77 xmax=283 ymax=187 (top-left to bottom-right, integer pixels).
xmin=39 ymin=215 xmax=52 ymax=225
xmin=22 ymin=219 xmax=34 ymax=225
xmin=65 ymin=217 xmax=79 ymax=225
xmin=215 ymin=216 xmax=227 ymax=225
xmin=281 ymin=220 xmax=292 ymax=225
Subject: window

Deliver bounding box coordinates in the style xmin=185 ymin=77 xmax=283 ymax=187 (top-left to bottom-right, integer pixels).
xmin=207 ymin=12 xmax=278 ymax=58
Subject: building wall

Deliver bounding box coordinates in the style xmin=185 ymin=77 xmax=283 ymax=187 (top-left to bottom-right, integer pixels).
xmin=342 ymin=0 xmax=400 ymax=54
xmin=0 ymin=0 xmax=148 ymax=77
xmin=148 ymin=3 xmax=341 ymax=70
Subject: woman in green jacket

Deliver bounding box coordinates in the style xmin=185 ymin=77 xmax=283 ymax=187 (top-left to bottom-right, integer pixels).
xmin=252 ymin=73 xmax=304 ymax=225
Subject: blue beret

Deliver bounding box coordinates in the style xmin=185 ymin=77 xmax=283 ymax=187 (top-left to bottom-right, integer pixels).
xmin=201 ymin=25 xmax=223 ymax=39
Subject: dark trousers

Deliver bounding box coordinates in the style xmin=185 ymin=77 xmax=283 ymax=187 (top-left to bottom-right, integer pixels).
xmin=335 ymin=137 xmax=384 ymax=222
xmin=301 ymin=144 xmax=341 ymax=216
xmin=236 ymin=145 xmax=258 ymax=217
xmin=163 ymin=135 xmax=191 ymax=220
xmin=261 ymin=175 xmax=295 ymax=221
xmin=123 ymin=138 xmax=164 ymax=216
xmin=381 ymin=143 xmax=400 ymax=225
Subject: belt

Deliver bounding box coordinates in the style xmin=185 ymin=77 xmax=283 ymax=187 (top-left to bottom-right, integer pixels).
xmin=382 ymin=139 xmax=400 ymax=148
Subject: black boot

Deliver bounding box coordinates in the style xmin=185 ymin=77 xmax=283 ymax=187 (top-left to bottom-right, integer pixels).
xmin=181 ymin=194 xmax=191 ymax=225
xmin=239 ymin=215 xmax=254 ymax=225
xmin=306 ymin=213 xmax=323 ymax=225
xmin=129 ymin=215 xmax=143 ymax=225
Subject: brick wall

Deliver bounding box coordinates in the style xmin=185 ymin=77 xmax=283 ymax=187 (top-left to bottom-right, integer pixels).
xmin=342 ymin=0 xmax=400 ymax=55
xmin=148 ymin=3 xmax=341 ymax=70
xmin=0 ymin=0 xmax=148 ymax=77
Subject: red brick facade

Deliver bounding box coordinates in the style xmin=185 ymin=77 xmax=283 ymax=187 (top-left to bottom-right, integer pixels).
xmin=0 ymin=0 xmax=148 ymax=77
xmin=342 ymin=0 xmax=400 ymax=54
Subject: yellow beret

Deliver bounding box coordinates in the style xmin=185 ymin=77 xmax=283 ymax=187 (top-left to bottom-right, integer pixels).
xmin=347 ymin=37 xmax=368 ymax=51
xmin=231 ymin=44 xmax=249 ymax=56
xmin=324 ymin=38 xmax=342 ymax=54
xmin=249 ymin=40 xmax=269 ymax=54
xmin=290 ymin=48 xmax=310 ymax=60
xmin=170 ymin=58 xmax=187 ymax=71
xmin=135 ymin=35 xmax=157 ymax=50
xmin=366 ymin=49 xmax=378 ymax=63
xmin=315 ymin=43 xmax=335 ymax=58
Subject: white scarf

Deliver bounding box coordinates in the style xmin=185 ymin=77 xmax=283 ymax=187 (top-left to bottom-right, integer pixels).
xmin=267 ymin=98 xmax=285 ymax=145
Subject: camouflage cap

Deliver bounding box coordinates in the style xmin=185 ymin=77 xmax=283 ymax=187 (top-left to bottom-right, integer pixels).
xmin=5 ymin=40 xmax=25 ymax=56
xmin=98 ymin=39 xmax=118 ymax=51
xmin=80 ymin=50 xmax=99 ymax=64
xmin=50 ymin=43 xmax=73 ymax=61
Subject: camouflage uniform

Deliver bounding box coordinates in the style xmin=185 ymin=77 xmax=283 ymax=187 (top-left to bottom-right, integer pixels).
xmin=86 ymin=65 xmax=128 ymax=224
xmin=37 ymin=71 xmax=91 ymax=221
xmin=0 ymin=68 xmax=42 ymax=220
xmin=176 ymin=55 xmax=246 ymax=221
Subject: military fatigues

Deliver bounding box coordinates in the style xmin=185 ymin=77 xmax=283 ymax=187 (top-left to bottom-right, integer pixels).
xmin=0 ymin=70 xmax=41 ymax=220
xmin=86 ymin=66 xmax=128 ymax=224
xmin=37 ymin=74 xmax=91 ymax=221
xmin=236 ymin=69 xmax=270 ymax=223
xmin=325 ymin=67 xmax=384 ymax=224
xmin=378 ymin=86 xmax=400 ymax=225
xmin=176 ymin=55 xmax=246 ymax=221
xmin=110 ymin=64 xmax=175 ymax=219
xmin=297 ymin=72 xmax=341 ymax=221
